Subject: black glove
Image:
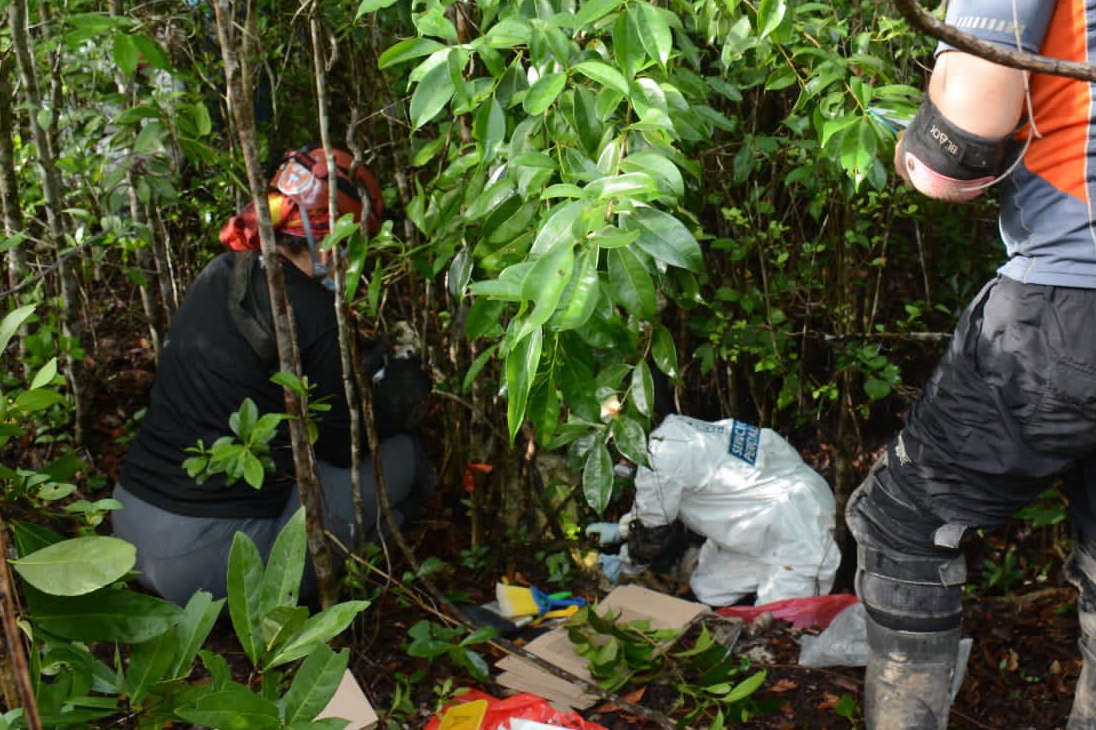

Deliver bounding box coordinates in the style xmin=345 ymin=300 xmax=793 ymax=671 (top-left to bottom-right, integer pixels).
xmin=627 ymin=520 xmax=687 ymax=573
xmin=372 ymin=355 xmax=432 ymax=438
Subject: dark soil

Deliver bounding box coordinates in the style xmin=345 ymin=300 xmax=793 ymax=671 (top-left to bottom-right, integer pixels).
xmin=36 ymin=298 xmax=1086 ymax=730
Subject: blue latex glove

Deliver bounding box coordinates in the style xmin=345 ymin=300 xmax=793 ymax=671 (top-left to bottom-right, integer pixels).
xmin=598 ymin=553 xmax=622 ymax=584
xmin=586 ymin=522 xmax=622 ymax=545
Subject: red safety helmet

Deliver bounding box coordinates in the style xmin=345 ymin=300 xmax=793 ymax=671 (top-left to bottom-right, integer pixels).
xmin=270 ymin=146 xmax=384 ymax=234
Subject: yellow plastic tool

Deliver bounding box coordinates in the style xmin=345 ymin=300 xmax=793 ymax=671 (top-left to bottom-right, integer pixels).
xmin=436 ymin=699 xmax=488 ymax=730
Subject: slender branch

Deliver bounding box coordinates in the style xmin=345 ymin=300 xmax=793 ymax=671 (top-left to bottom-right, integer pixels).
xmin=892 ymin=0 xmax=1096 ymax=81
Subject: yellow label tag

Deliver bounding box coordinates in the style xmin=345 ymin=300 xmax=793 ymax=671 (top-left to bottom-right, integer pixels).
xmin=437 ymin=699 xmax=488 ymax=730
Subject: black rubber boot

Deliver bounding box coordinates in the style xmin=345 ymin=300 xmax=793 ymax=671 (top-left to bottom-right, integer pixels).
xmin=864 ymin=615 xmax=960 ymax=730
xmin=1069 ymin=635 xmax=1096 ymax=729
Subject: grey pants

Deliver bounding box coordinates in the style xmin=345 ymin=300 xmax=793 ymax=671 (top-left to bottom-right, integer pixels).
xmin=112 ymin=433 xmax=426 ymax=605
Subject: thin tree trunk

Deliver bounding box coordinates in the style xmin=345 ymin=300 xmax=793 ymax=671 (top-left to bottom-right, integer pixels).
xmin=0 ymin=511 xmax=42 ymax=730
xmin=310 ymin=14 xmax=370 ymax=548
xmin=110 ymin=0 xmax=165 ymax=359
xmin=0 ymin=56 xmax=27 ymax=296
xmin=212 ymin=0 xmax=337 ymax=608
xmin=9 ymin=0 xmax=87 ymax=445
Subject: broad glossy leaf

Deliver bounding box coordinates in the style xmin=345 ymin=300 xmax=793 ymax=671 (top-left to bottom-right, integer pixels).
xmin=550 ymin=248 xmax=601 ymax=330
xmin=611 ymin=415 xmax=648 ymax=467
xmin=379 ymin=38 xmax=446 ymax=69
xmin=572 ymin=0 xmax=625 ymax=29
xmin=168 ymin=591 xmax=225 ymax=680
xmin=465 ymin=178 xmax=516 ymax=221
xmin=586 ymin=172 xmax=658 ymax=201
xmin=505 ymin=326 xmax=543 ymax=442
xmin=125 ymin=629 xmax=176 ymax=705
xmin=531 ymin=200 xmax=584 ymax=256
xmin=27 ymin=586 xmax=181 ymax=643
xmin=0 ymin=305 xmax=35 ymax=355
xmin=176 ymin=685 xmax=282 ymax=730
xmin=623 ymin=206 xmax=703 ymax=272
xmin=227 ymin=532 xmax=264 ymax=664
xmin=356 ymin=0 xmax=399 ymax=19
xmin=266 ymin=600 xmax=370 ymax=668
xmin=258 ymin=508 xmax=305 ymax=617
xmin=112 ymin=33 xmax=139 ymax=77
xmin=635 ymin=3 xmax=671 ymax=67
xmin=631 ymin=360 xmax=654 ymax=418
xmin=612 ymin=9 xmax=645 ymax=79
xmin=12 ymin=536 xmax=135 ymax=596
xmin=620 ymin=152 xmax=684 ymax=198
xmin=757 ymin=0 xmax=787 ymax=38
xmin=651 ymin=324 xmax=680 ymax=379
xmin=523 ymin=72 xmax=567 ymax=115
xmin=572 ymin=61 xmax=629 ymax=96
xmin=607 ymin=247 xmax=656 ymax=319
xmin=410 ymin=62 xmax=455 ymax=130
xmin=282 ymin=646 xmax=349 ymax=726
xmin=582 ymin=438 xmax=613 ymax=514
xmin=515 ymin=245 xmax=575 ymax=341
xmin=474 ymin=98 xmax=506 ymax=159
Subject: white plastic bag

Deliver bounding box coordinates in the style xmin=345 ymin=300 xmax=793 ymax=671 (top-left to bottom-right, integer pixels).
xmin=630 ymin=415 xmax=840 ymax=606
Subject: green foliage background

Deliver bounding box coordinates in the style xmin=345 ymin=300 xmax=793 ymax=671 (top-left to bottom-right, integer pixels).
xmin=0 ymin=0 xmax=1003 ymax=535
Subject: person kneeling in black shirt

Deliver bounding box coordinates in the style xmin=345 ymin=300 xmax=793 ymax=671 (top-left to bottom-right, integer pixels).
xmin=112 ymin=146 xmax=432 ymax=605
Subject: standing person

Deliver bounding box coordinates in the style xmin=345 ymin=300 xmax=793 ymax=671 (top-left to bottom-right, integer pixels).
xmin=843 ymin=1 xmax=1096 ymax=727
xmin=112 ymin=146 xmax=432 ymax=606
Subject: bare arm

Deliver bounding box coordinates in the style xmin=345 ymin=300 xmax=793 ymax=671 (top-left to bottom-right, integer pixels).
xmin=895 ymin=51 xmax=1027 ymax=191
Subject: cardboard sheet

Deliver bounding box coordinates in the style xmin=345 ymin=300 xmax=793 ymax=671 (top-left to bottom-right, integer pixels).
xmin=493 ymin=585 xmax=708 ymax=709
xmin=314 ymin=670 xmax=379 ymax=730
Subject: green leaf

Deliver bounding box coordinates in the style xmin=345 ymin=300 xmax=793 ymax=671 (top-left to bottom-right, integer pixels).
xmin=10 ymin=521 xmax=63 ymax=557
xmin=620 ymin=152 xmax=684 ymax=198
xmin=607 ymin=247 xmax=656 ymax=319
xmin=176 ymin=685 xmax=282 ymax=730
xmin=864 ymin=378 xmax=891 ymax=400
xmin=379 ymin=38 xmax=446 ymax=69
xmin=504 ymin=326 xmax=543 ymax=443
xmin=133 ymin=120 xmax=163 ymax=154
xmin=27 ymin=586 xmax=182 ymax=643
xmin=13 ymin=389 xmax=66 ymax=413
xmin=531 ymin=200 xmax=584 ymax=256
xmin=623 ymin=206 xmax=702 ymax=272
xmin=613 ymin=9 xmax=645 ymax=79
xmin=168 ymin=591 xmax=226 ymax=680
xmin=355 ymin=0 xmax=398 ymax=19
xmin=259 ymin=508 xmax=306 ymax=617
xmin=573 ymin=0 xmax=625 ymax=29
xmin=266 ymin=600 xmax=370 ymax=668
xmin=550 ymin=248 xmax=600 ymax=331
xmin=30 ymin=359 xmax=57 ymax=390
xmin=651 ymin=324 xmax=679 ymax=379
xmin=112 ymin=33 xmax=139 ymax=77
xmin=524 ymin=72 xmax=567 ymax=115
xmin=611 ymin=416 xmax=648 ymax=467
xmin=725 ymin=669 xmax=767 ymax=703
xmin=131 ymin=33 xmax=170 ymax=71
xmin=227 ymin=532 xmax=264 ymax=664
xmin=635 ymin=3 xmax=672 ymax=68
xmin=474 ymin=97 xmax=506 ymax=158
xmin=631 ymin=360 xmax=654 ymax=418
xmin=11 ymin=536 xmax=135 ymax=596
xmin=0 ymin=305 xmax=35 ymax=355
xmin=410 ymin=61 xmax=456 ymax=131
xmin=756 ymin=0 xmax=787 ymax=38
xmin=282 ymin=646 xmax=349 ymax=726
xmin=582 ymin=439 xmax=613 ymax=514
xmin=125 ymin=629 xmax=176 ymax=705
xmin=572 ymin=61 xmax=629 ymax=96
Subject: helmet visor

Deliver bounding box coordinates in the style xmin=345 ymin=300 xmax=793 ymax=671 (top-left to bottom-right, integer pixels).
xmin=271 ymin=157 xmax=328 ymax=210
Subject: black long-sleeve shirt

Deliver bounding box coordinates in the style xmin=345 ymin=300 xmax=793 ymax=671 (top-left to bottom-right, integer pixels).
xmin=120 ymin=252 xmax=358 ymax=517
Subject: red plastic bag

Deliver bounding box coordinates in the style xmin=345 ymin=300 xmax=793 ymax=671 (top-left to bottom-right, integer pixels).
xmin=425 ymin=689 xmax=608 ymax=730
xmin=715 ymin=594 xmax=859 ymax=629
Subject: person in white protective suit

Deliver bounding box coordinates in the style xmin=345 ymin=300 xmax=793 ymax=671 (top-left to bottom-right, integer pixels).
xmin=623 ymin=414 xmax=841 ymax=606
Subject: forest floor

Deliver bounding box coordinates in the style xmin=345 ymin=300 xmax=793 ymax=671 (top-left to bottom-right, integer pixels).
xmin=60 ymin=307 xmax=1085 ymax=730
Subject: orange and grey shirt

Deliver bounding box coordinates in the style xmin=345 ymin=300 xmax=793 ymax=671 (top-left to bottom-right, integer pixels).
xmin=940 ymin=0 xmax=1096 ymax=287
